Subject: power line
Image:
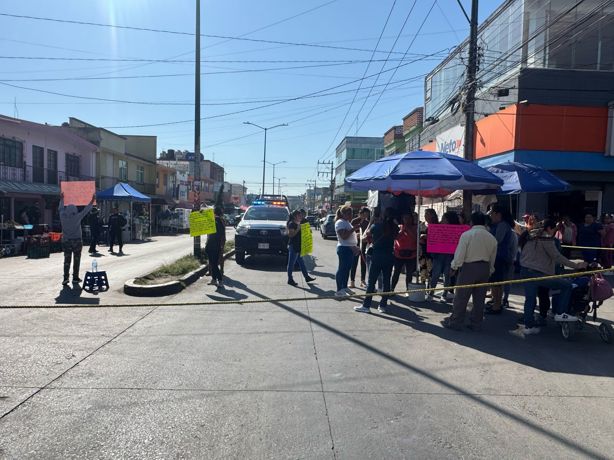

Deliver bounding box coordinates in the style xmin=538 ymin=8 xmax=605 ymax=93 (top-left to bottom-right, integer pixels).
xmin=0 ymin=11 xmax=432 ymax=57
xmin=0 ymin=56 xmax=418 ymax=64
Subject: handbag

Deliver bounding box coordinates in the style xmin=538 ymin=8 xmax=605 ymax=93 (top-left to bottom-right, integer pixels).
xmin=589 ymin=274 xmax=613 ymax=302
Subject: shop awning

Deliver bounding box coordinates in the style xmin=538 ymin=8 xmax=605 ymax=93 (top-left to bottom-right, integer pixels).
xmin=0 ymin=180 xmax=60 ymax=196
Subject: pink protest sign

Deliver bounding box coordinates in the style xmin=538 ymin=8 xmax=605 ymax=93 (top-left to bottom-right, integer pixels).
xmin=61 ymin=181 xmax=96 ymax=206
xmin=427 ymin=224 xmax=471 ymax=254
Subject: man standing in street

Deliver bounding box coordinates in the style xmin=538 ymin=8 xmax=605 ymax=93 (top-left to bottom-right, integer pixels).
xmin=206 ymin=206 xmax=226 ymax=289
xmin=88 ymin=206 xmax=101 ymax=254
xmin=442 ymin=212 xmax=497 ymax=331
xmin=59 ymin=192 xmax=95 ymax=286
xmin=108 ymin=207 xmax=127 ymax=255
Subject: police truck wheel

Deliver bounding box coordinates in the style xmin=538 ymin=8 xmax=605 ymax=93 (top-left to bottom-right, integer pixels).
xmin=235 ymin=250 xmax=245 ymax=265
xmin=560 ymin=322 xmax=575 ymax=341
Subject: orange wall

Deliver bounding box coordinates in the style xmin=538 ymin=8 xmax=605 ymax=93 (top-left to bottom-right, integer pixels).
xmin=421 ymin=140 xmax=437 ymax=152
xmin=475 ymin=104 xmax=517 ymax=159
xmin=515 ymin=104 xmax=607 ymax=153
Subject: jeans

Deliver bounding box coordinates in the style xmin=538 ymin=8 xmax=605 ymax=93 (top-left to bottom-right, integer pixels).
xmin=365 ymin=253 xmax=383 ymax=290
xmin=62 ymin=239 xmax=83 ymax=281
xmin=430 ymin=253 xmax=453 ymax=290
xmin=287 ymin=245 xmax=309 ymax=281
xmin=391 ymin=257 xmax=416 ymax=290
xmin=521 ymin=267 xmax=572 ymax=327
xmin=109 ymin=229 xmax=123 ymax=252
xmin=206 ymin=245 xmax=222 ymax=282
xmin=336 ymin=245 xmax=354 ymax=292
xmin=363 ymin=253 xmax=393 ymax=309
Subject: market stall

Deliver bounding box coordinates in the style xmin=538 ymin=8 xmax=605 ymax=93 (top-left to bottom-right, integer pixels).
xmin=96 ymin=182 xmax=152 ymax=242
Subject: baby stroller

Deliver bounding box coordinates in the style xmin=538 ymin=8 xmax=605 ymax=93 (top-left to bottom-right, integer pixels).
xmin=558 ymin=268 xmax=613 ymax=343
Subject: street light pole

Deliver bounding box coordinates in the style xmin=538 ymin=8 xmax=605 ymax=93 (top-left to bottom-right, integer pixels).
xmin=265 ymin=160 xmax=286 ymax=195
xmin=193 ymin=0 xmax=202 ymax=259
xmin=243 ymin=122 xmax=287 ymax=197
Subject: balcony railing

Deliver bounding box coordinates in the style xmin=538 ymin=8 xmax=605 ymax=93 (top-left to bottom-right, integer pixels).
xmin=0 ymin=164 xmax=94 ymax=186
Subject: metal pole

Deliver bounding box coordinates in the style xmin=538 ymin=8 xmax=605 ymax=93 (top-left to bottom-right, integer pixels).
xmin=462 ymin=0 xmax=479 ymax=218
xmin=262 ymin=128 xmax=267 ymax=197
xmin=193 ymin=0 xmax=202 ymax=258
xmin=272 ymin=163 xmax=275 ymax=195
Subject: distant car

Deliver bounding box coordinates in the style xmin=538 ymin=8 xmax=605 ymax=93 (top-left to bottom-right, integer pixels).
xmin=305 ymin=215 xmax=318 ymax=227
xmin=320 ymin=214 xmax=337 ymax=239
xmin=234 ymin=204 xmax=290 ymax=264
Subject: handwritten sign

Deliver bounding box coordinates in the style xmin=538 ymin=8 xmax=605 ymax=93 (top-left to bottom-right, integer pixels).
xmin=189 ymin=208 xmax=216 ymax=237
xmin=426 ymin=224 xmax=470 ymax=254
xmin=61 ymin=181 xmax=95 ymax=206
xmin=300 ymin=222 xmax=313 ymax=256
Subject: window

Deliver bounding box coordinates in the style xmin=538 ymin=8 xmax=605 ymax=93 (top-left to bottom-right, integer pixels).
xmin=65 ymin=153 xmax=80 ymax=178
xmin=119 ymin=160 xmax=128 ymax=181
xmin=47 ymin=149 xmax=57 ymax=185
xmin=136 ymin=165 xmax=144 ymax=184
xmin=0 ymin=137 xmax=23 ymax=167
xmin=32 ymin=145 xmax=44 ymax=183
xmin=425 ymin=75 xmax=432 ymax=101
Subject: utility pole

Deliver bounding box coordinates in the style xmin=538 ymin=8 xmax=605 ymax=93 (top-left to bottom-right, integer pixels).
xmin=243 ymin=122 xmax=287 ymax=197
xmin=462 ymin=0 xmax=479 ymax=218
xmin=306 ymin=179 xmax=316 ymax=211
xmin=318 ymin=160 xmax=335 ymax=211
xmin=193 ymin=0 xmax=202 ymax=259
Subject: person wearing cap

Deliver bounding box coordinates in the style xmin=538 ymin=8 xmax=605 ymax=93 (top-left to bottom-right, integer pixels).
xmin=59 ymin=192 xmax=95 ymax=286
xmin=442 ymin=212 xmax=497 ymax=331
xmin=88 ymin=206 xmax=101 ymax=254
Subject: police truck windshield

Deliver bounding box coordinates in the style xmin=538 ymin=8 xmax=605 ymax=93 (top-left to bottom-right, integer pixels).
xmin=243 ymin=207 xmax=289 ymax=221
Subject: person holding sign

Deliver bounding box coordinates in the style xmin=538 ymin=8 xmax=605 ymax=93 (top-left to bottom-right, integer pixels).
xmin=205 ymin=206 xmax=226 ymax=289
xmin=286 ymin=210 xmax=316 ymax=286
xmin=59 ymin=192 xmax=95 ymax=286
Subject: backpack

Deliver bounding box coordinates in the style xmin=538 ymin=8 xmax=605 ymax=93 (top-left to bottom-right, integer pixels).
xmin=589 ymin=274 xmax=613 ymax=302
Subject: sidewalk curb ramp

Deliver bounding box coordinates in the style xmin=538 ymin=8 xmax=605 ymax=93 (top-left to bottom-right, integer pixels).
xmin=124 ymin=250 xmax=236 ymax=297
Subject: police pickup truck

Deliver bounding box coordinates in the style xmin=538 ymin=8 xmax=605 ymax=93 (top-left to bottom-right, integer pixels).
xmin=234 ymin=202 xmax=290 ymax=265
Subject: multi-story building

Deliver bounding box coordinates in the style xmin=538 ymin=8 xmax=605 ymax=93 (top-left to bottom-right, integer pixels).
xmin=334 ymin=136 xmax=384 ymax=204
xmin=384 ymin=126 xmax=405 ymax=156
xmin=0 ymin=115 xmax=96 ymax=228
xmin=402 ymin=107 xmax=424 ymax=151
xmin=419 ymin=0 xmax=614 ymax=220
xmin=66 ymin=118 xmax=157 ymax=196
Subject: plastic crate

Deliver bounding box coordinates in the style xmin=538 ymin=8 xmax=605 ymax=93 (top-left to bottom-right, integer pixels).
xmin=27 ymin=245 xmax=50 ymax=259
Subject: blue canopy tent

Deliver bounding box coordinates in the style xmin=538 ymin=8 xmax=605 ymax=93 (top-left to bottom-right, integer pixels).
xmin=96 ymin=183 xmax=152 ymax=241
xmin=346 ymin=151 xmax=503 ymax=287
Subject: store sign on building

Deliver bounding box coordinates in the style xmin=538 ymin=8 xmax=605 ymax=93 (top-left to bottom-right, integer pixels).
xmin=436 ymin=125 xmax=464 ymax=157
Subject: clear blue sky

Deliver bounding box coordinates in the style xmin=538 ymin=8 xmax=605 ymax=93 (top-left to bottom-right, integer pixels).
xmin=0 ymin=0 xmax=498 ymax=195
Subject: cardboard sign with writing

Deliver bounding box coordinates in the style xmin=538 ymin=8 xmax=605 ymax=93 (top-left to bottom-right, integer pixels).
xmin=426 ymin=224 xmax=471 ymax=254
xmin=61 ymin=181 xmax=95 ymax=206
xmin=300 ymin=222 xmax=313 ymax=256
xmin=189 ymin=208 xmax=216 ymax=237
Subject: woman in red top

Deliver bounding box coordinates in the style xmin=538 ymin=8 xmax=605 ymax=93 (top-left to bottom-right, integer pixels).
xmin=391 ymin=212 xmax=417 ymax=294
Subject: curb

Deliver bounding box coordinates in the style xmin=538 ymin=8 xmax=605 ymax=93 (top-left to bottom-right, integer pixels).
xmin=124 ymin=249 xmax=236 ymax=297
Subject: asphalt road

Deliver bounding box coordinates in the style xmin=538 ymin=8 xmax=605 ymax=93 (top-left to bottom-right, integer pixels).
xmin=1 ymin=232 xmax=614 ymax=459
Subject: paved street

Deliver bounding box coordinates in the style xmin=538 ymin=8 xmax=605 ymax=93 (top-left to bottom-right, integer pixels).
xmin=1 ymin=234 xmax=614 ymax=459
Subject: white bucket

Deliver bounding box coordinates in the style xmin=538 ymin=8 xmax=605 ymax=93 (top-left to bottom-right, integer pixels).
xmin=407 ymin=283 xmax=426 ymax=303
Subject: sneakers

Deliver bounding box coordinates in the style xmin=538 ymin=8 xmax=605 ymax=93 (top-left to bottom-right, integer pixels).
xmin=439 ymin=292 xmax=454 ymax=303
xmin=353 ymin=305 xmax=370 ymax=313
xmin=522 ymin=325 xmax=541 ymax=335
xmin=554 ymin=313 xmax=578 ymax=322
xmin=288 ymin=279 xmax=298 ymax=287
xmin=377 ymin=305 xmax=387 ymax=313
xmin=344 ymin=288 xmax=355 ymax=295
xmin=216 ymin=282 xmax=224 ymax=290
xmin=335 ymin=290 xmax=350 ymax=298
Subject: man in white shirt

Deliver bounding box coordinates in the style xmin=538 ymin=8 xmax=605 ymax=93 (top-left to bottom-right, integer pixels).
xmin=442 ymin=212 xmax=497 ymax=331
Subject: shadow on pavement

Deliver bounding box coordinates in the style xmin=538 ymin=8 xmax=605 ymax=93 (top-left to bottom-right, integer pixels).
xmin=54 ymin=285 xmax=101 ymax=305
xmin=239 ymin=255 xmax=286 ymax=273
xmin=219 ymin=281 xmax=606 ymax=459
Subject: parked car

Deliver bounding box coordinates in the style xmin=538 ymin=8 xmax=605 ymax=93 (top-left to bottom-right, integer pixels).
xmin=319 ymin=214 xmax=337 ymax=239
xmin=305 ymin=215 xmax=318 ymax=228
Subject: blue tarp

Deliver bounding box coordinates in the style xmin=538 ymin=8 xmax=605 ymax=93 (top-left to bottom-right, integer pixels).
xmin=96 ymin=182 xmax=151 ymax=202
xmin=476 ymin=161 xmax=570 ymax=195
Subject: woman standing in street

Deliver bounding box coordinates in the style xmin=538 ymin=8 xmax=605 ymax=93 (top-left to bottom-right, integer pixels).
xmin=335 ymin=205 xmax=358 ymax=297
xmin=354 ymin=207 xmax=398 ymax=313
xmin=391 ymin=212 xmax=417 ymax=295
xmin=286 ymin=210 xmax=316 ymax=286
xmin=350 ymin=207 xmax=370 ymax=288
xmin=429 ymin=211 xmax=458 ymax=302
xmin=206 ymin=206 xmax=226 ymax=289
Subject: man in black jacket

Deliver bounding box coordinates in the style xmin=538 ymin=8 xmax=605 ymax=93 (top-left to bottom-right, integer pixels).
xmin=88 ymin=207 xmax=101 ymax=254
xmin=108 ymin=207 xmax=127 ymax=255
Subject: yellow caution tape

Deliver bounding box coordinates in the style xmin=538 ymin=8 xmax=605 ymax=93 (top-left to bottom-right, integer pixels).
xmin=0 ymin=268 xmax=610 ymax=309
xmin=561 ymin=245 xmax=614 ymax=251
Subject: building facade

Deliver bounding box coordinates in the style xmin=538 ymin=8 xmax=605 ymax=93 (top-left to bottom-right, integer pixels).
xmin=419 ymin=0 xmax=614 ymax=220
xmin=334 ymin=136 xmax=384 ymax=204
xmin=384 ymin=125 xmax=405 ymax=156
xmin=0 ymin=115 xmax=96 ymax=229
xmin=66 ymin=118 xmax=157 ymax=197
xmin=403 ymin=107 xmax=424 ymax=151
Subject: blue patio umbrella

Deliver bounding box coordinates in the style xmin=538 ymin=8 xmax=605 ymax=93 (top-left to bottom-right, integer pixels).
xmin=345 ymin=151 xmax=503 ymax=284
xmin=345 ymin=151 xmax=503 ymax=192
xmin=476 ymin=161 xmax=570 ymax=195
